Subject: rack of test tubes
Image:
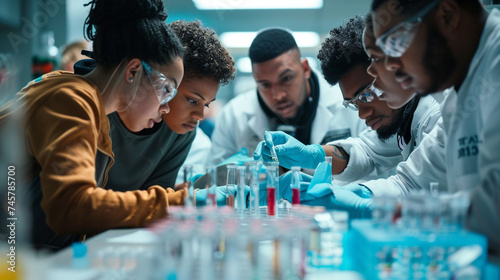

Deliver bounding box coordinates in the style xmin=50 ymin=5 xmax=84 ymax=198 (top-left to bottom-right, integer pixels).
xmin=148 ymin=205 xmax=351 ymax=280
xmin=349 ymin=192 xmax=488 ymax=280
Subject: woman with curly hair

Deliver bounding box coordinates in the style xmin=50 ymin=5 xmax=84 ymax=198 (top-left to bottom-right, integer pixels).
xmin=0 ymin=0 xmax=185 ymax=250
xmin=103 ymin=20 xmax=237 ymax=205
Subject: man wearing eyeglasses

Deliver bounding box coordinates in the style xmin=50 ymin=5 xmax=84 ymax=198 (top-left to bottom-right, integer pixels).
xmin=254 ymin=17 xmax=442 ymax=218
xmin=371 ymin=0 xmax=500 ymax=254
xmin=317 ymin=16 xmax=441 ymax=182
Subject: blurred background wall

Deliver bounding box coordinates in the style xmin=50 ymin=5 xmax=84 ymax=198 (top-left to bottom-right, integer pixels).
xmin=1 ymin=0 xmax=499 ymax=106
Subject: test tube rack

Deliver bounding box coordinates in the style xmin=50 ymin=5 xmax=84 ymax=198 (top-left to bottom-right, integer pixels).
xmin=349 ymin=220 xmax=488 ymax=280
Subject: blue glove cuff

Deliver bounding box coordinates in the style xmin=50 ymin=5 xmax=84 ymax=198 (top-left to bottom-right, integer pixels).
xmin=305 ymin=144 xmax=327 ymax=169
xmin=358 ymin=184 xmax=373 ymax=199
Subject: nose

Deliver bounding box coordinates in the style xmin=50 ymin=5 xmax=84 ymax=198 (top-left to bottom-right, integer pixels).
xmin=357 ymin=102 xmax=373 ymax=120
xmin=384 ymin=56 xmax=401 ymax=72
xmin=271 ymin=86 xmax=286 ymax=101
xmin=159 ymin=103 xmax=170 ymax=115
xmin=192 ymin=106 xmax=204 ymax=121
xmin=367 ymin=60 xmax=378 ymax=78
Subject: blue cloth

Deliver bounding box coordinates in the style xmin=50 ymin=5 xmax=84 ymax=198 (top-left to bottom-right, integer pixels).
xmin=253 ymin=131 xmax=326 ymax=169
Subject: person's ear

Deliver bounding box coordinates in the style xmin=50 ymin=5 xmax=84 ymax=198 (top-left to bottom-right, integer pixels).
xmin=301 ymin=58 xmax=311 ymax=80
xmin=125 ymin=58 xmax=142 ymax=83
xmin=435 ymin=0 xmax=461 ymax=33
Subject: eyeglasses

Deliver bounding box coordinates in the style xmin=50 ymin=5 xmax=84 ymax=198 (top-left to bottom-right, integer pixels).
xmin=342 ymin=81 xmax=383 ymax=111
xmin=375 ymin=0 xmax=440 ymax=58
xmin=141 ymin=61 xmax=177 ymax=105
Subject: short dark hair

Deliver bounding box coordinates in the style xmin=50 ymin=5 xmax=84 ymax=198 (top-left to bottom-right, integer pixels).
xmin=168 ymin=20 xmax=236 ymax=85
xmin=317 ymin=16 xmax=369 ymax=86
xmin=371 ymin=0 xmax=482 ymax=15
xmin=249 ymin=28 xmax=299 ymax=63
xmin=84 ymin=0 xmax=184 ymax=68
xmin=371 ymin=0 xmax=434 ymax=14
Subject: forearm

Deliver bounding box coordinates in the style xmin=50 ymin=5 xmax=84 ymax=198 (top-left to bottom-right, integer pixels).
xmin=322 ymin=144 xmax=349 ymax=175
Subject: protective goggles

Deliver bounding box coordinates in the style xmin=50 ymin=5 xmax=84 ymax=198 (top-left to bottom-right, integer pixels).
xmin=375 ymin=0 xmax=440 ymax=57
xmin=141 ymin=61 xmax=177 ymax=105
xmin=342 ymin=81 xmax=383 ymax=111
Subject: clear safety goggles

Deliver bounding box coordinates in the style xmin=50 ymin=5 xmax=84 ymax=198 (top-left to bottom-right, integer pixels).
xmin=342 ymin=81 xmax=383 ymax=111
xmin=375 ymin=0 xmax=440 ymax=58
xmin=141 ymin=61 xmax=177 ymax=105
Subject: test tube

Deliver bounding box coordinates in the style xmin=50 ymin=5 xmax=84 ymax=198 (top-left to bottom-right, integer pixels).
xmin=267 ymin=165 xmax=277 ymax=216
xmin=430 ymin=182 xmax=439 ymax=196
xmin=237 ymin=165 xmax=246 ymax=213
xmin=449 ymin=191 xmax=470 ymax=231
xmin=269 ymin=162 xmax=280 ymax=210
xmin=324 ymin=156 xmax=333 ymax=183
xmin=183 ymin=165 xmax=193 ymax=207
xmin=249 ymin=162 xmax=260 ymax=216
xmin=226 ymin=164 xmax=236 ymax=207
xmin=206 ymin=165 xmax=216 ymax=206
xmin=291 ymin=166 xmax=301 ymax=205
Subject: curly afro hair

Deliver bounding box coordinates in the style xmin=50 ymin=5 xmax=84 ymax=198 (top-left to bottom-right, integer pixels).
xmin=168 ymin=20 xmax=236 ymax=85
xmin=317 ymin=16 xmax=369 ymax=86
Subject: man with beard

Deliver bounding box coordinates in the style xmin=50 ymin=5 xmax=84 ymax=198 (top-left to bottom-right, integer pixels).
xmin=317 ymin=16 xmax=441 ymax=181
xmin=254 ymin=17 xmax=442 ymax=217
xmin=210 ymin=28 xmax=366 ymax=167
xmin=371 ymin=0 xmax=500 ymax=255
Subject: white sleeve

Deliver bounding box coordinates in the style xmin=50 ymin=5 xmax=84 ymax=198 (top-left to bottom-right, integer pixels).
xmin=466 ymin=52 xmax=500 ymax=254
xmin=209 ymin=104 xmax=240 ymax=165
xmin=176 ymin=127 xmax=212 ymax=184
xmin=363 ymin=119 xmax=447 ymax=197
xmin=329 ymin=129 xmax=403 ymax=182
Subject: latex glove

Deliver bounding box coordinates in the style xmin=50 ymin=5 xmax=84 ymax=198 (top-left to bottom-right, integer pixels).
xmin=277 ymin=170 xmax=312 ymax=202
xmin=194 ymin=185 xmax=250 ymax=207
xmin=301 ymin=183 xmax=373 ymax=219
xmin=253 ymin=131 xmax=326 ymax=170
xmin=217 ymin=148 xmax=254 ymax=167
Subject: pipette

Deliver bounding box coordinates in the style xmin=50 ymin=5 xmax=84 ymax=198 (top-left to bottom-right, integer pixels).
xmin=270 ymin=143 xmax=279 ymax=162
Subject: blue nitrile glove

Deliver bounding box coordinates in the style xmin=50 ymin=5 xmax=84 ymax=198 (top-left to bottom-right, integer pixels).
xmin=217 ymin=148 xmax=254 ymax=166
xmin=310 ymin=161 xmax=332 ymax=186
xmin=278 ymin=170 xmax=313 ymax=202
xmin=341 ymin=183 xmax=373 ymax=199
xmin=194 ymin=185 xmax=250 ymax=207
xmin=301 ymin=183 xmax=373 ymax=219
xmin=253 ymin=131 xmax=326 ymax=170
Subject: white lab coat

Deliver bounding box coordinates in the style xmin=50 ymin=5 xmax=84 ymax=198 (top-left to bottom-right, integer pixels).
xmin=176 ymin=126 xmax=212 ymax=184
xmin=330 ymin=95 xmax=441 ymax=182
xmin=210 ymin=73 xmax=367 ymax=165
xmin=360 ymin=9 xmax=500 ymax=255
xmin=444 ymin=9 xmax=500 ymax=254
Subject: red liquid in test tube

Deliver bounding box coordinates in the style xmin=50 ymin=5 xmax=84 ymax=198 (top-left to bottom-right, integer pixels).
xmin=267 ymin=188 xmax=276 ymax=216
xmin=292 ymin=188 xmax=300 ymax=205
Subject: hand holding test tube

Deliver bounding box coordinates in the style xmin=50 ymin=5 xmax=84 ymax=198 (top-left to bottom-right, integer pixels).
xmin=254 ymin=131 xmax=325 ymax=169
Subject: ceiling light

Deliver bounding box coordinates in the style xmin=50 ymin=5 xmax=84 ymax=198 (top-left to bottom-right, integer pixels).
xmin=220 ymin=31 xmax=320 ymax=48
xmin=193 ymin=0 xmax=323 ymax=10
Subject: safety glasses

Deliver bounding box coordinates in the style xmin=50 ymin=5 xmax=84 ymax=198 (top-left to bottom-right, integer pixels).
xmin=141 ymin=61 xmax=177 ymax=105
xmin=342 ymin=81 xmax=383 ymax=111
xmin=375 ymin=0 xmax=440 ymax=57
